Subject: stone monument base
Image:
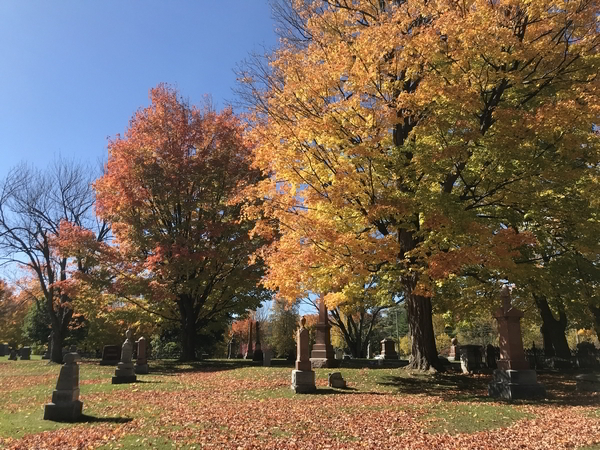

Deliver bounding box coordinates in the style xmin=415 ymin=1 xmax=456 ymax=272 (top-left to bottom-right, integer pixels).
xmin=135 ymin=364 xmax=149 ymax=374
xmin=488 ymin=369 xmax=546 ymax=400
xmin=310 ymin=357 xmax=337 ymax=369
xmin=112 ymin=362 xmax=137 ymax=384
xmin=291 ymin=369 xmax=316 ymax=394
xmin=43 ymin=400 xmax=83 ymax=422
xmin=112 ymin=375 xmax=137 ymax=384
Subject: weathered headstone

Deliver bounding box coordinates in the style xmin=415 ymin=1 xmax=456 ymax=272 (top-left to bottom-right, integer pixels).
xmin=43 ymin=353 xmax=83 ymax=421
xmin=8 ymin=349 xmax=17 ymax=360
xmin=100 ymin=345 xmax=121 ymax=366
xmin=449 ymin=337 xmax=459 ymax=361
xmin=335 ymin=348 xmax=344 ymax=360
xmin=460 ymin=344 xmax=483 ymax=373
xmin=310 ymin=296 xmax=335 ymax=368
xmin=244 ymin=320 xmax=254 ymax=360
xmin=488 ymin=286 xmax=546 ymax=400
xmin=112 ymin=330 xmax=137 ymax=384
xmin=20 ymin=346 xmax=31 ymax=360
xmin=253 ymin=321 xmax=264 ymax=362
xmin=292 ymin=317 xmax=316 ymax=394
xmin=263 ymin=348 xmax=272 ymax=367
xmin=135 ymin=336 xmax=149 ymax=374
xmin=380 ymin=338 xmax=398 ymax=360
xmin=0 ymin=343 xmax=8 ymax=356
xmin=328 ymin=372 xmax=347 ymax=389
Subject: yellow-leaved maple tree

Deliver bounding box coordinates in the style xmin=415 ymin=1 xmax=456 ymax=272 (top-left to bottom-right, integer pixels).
xmin=240 ymin=0 xmax=599 ymax=369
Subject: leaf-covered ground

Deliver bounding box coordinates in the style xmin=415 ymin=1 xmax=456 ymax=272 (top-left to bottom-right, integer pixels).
xmin=0 ymin=357 xmax=598 ymax=449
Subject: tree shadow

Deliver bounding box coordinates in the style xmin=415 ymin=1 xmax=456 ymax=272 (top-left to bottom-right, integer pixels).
xmin=145 ymin=359 xmax=258 ymax=376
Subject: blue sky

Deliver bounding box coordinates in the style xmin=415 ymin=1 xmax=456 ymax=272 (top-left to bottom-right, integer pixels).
xmin=0 ymin=1 xmax=278 ymax=178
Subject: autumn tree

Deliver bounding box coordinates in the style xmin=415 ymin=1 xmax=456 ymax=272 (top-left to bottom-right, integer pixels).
xmin=268 ymin=300 xmax=299 ymax=358
xmin=0 ymin=160 xmax=109 ymax=363
xmin=0 ymin=280 xmax=30 ymax=346
xmin=92 ymin=85 xmax=272 ymax=361
xmin=240 ymin=0 xmax=600 ymax=370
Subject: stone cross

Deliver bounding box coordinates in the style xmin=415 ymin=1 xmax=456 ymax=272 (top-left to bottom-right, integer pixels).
xmin=43 ymin=353 xmax=83 ymax=421
xmin=135 ymin=336 xmax=149 ymax=374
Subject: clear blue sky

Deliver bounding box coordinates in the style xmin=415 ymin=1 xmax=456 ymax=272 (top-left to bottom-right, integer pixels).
xmin=0 ymin=1 xmax=278 ymax=178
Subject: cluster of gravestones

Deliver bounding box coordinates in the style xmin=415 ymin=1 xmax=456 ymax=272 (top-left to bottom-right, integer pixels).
xmin=0 ymin=344 xmax=31 ymax=360
xmin=41 ymin=330 xmax=149 ymax=422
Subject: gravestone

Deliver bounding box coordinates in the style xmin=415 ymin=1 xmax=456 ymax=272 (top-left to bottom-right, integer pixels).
xmin=253 ymin=321 xmax=264 ymax=362
xmin=488 ymin=286 xmax=546 ymax=400
xmin=486 ymin=344 xmax=498 ymax=369
xmin=335 ymin=348 xmax=343 ymax=360
xmin=43 ymin=353 xmax=83 ymax=421
xmin=0 ymin=343 xmax=8 ymax=356
xmin=42 ymin=332 xmax=52 ymax=359
xmin=100 ymin=345 xmax=121 ymax=366
xmin=8 ymin=349 xmax=17 ymax=360
xmin=575 ymin=374 xmax=600 ymax=392
xmin=380 ymin=338 xmax=398 ymax=360
xmin=366 ymin=342 xmax=372 ymax=359
xmin=20 ymin=346 xmax=31 ymax=360
xmin=460 ymin=345 xmax=483 ymax=373
xmin=263 ymin=348 xmax=272 ymax=367
xmin=112 ymin=330 xmax=137 ymax=384
xmin=310 ymin=296 xmax=335 ymax=368
xmin=135 ymin=336 xmax=149 ymax=374
xmin=292 ymin=317 xmax=316 ymax=394
xmin=244 ymin=320 xmax=254 ymax=360
xmin=328 ymin=372 xmax=347 ymax=389
xmin=449 ymin=337 xmax=459 ymax=361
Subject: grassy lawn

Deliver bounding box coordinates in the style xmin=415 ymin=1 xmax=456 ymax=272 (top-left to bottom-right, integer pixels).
xmin=0 ymin=357 xmax=598 ymax=449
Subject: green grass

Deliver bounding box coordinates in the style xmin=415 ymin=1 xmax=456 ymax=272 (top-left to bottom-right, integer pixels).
xmin=424 ymin=403 xmax=531 ymax=434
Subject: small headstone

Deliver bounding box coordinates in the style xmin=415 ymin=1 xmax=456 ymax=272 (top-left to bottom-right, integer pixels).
xmin=0 ymin=343 xmax=8 ymax=356
xmin=8 ymin=349 xmax=18 ymax=360
xmin=575 ymin=373 xmax=600 ymax=392
xmin=380 ymin=338 xmax=398 ymax=360
xmin=366 ymin=342 xmax=372 ymax=359
xmin=112 ymin=330 xmax=137 ymax=384
xmin=291 ymin=317 xmax=316 ymax=394
xmin=335 ymin=348 xmax=344 ymax=360
xmin=100 ymin=345 xmax=121 ymax=366
xmin=20 ymin=346 xmax=31 ymax=360
xmin=328 ymin=372 xmax=346 ymax=389
xmin=449 ymin=337 xmax=459 ymax=361
xmin=263 ymin=348 xmax=272 ymax=367
xmin=460 ymin=344 xmax=483 ymax=373
xmin=135 ymin=336 xmax=149 ymax=374
xmin=43 ymin=353 xmax=83 ymax=422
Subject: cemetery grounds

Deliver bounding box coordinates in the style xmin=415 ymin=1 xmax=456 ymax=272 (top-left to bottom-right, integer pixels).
xmin=0 ymin=357 xmax=599 ymax=450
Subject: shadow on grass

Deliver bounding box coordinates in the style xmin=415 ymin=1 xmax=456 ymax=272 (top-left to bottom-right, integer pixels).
xmin=148 ymin=359 xmax=262 ymax=376
xmin=79 ymin=414 xmax=133 ymax=424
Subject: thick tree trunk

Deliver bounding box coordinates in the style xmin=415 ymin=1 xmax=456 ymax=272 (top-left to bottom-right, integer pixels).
xmin=50 ymin=329 xmax=64 ymax=363
xmin=405 ymin=292 xmax=441 ymax=371
xmin=535 ymin=295 xmax=571 ymax=359
xmin=590 ymin=305 xmax=600 ymax=342
xmin=180 ymin=316 xmax=197 ymax=361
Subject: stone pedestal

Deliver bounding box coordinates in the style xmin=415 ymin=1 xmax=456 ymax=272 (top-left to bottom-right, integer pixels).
xmin=488 ymin=286 xmax=545 ymax=400
xmin=135 ymin=336 xmax=148 ymax=374
xmin=381 ymin=338 xmax=398 ymax=360
xmin=310 ymin=297 xmax=335 ymax=368
xmin=44 ymin=353 xmax=83 ymax=421
xmin=292 ymin=317 xmax=316 ymax=394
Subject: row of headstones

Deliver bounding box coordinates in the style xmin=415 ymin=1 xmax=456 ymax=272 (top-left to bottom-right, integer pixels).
xmin=0 ymin=344 xmax=31 ymax=360
xmin=43 ymin=330 xmax=146 ymax=422
xmin=333 ymin=339 xmax=400 ymax=360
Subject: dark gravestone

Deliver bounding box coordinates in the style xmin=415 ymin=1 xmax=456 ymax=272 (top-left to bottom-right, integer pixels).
xmin=460 ymin=344 xmax=483 ymax=373
xmin=20 ymin=346 xmax=31 ymax=360
xmin=100 ymin=345 xmax=121 ymax=366
xmin=381 ymin=338 xmax=399 ymax=360
xmin=486 ymin=344 xmax=498 ymax=369
xmin=43 ymin=353 xmax=83 ymax=421
xmin=8 ymin=349 xmax=18 ymax=360
xmin=0 ymin=343 xmax=7 ymax=356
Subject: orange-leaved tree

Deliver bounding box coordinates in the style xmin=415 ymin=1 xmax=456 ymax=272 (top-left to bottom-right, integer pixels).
xmin=240 ymin=0 xmax=599 ymax=369
xmin=93 ymin=85 xmax=272 ymax=361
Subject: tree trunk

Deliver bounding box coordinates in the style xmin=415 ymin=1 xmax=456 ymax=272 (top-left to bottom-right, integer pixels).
xmin=179 ymin=297 xmax=197 ymax=361
xmin=534 ymin=295 xmax=571 ymax=359
xmin=405 ymin=292 xmax=441 ymax=371
xmin=50 ymin=328 xmax=64 ymax=364
xmin=590 ymin=305 xmax=600 ymax=342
